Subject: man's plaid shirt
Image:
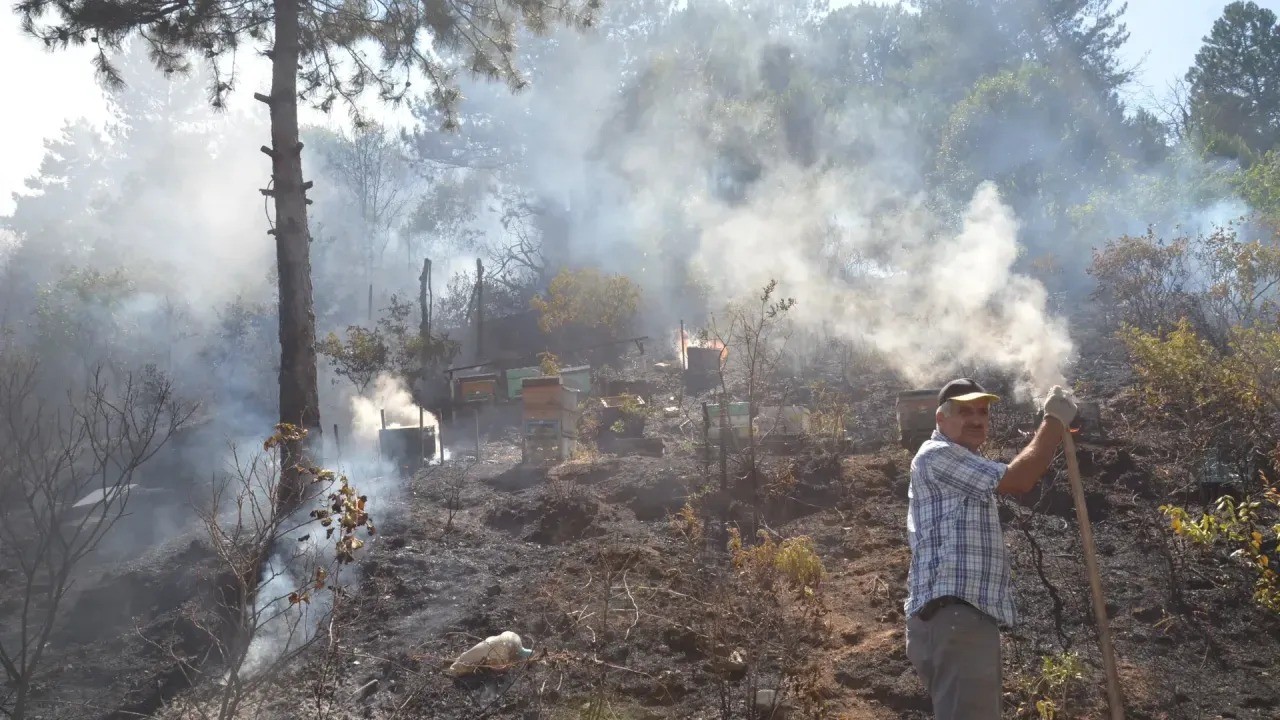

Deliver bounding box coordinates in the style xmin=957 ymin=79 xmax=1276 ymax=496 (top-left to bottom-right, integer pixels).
xmin=904 ymin=429 xmax=1017 ymax=628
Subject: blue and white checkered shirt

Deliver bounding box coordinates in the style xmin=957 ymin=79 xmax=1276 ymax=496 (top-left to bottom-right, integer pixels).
xmin=904 ymin=429 xmax=1017 ymax=627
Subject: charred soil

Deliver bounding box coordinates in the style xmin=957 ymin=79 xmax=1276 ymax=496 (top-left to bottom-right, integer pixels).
xmin=12 ymin=369 xmax=1280 ymax=719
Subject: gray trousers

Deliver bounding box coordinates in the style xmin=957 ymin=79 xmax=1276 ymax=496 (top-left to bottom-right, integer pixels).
xmin=905 ymin=602 xmax=1003 ymax=720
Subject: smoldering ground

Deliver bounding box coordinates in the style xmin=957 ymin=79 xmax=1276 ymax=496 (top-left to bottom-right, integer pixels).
xmin=0 ymin=0 xmax=1256 ymax=599
xmin=1 ymin=0 xmax=1273 ymax=713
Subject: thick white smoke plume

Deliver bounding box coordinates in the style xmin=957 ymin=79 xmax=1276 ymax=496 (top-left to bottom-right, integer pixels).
xmin=442 ymin=15 xmax=1089 ymax=399
xmin=687 ymin=168 xmax=1074 ymax=394
xmin=351 ymin=373 xmax=439 ymax=441
xmin=243 ymin=375 xmax=437 ymax=678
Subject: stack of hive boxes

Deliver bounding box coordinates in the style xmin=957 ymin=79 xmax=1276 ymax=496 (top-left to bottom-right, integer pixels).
xmin=521 ymin=376 xmax=582 ymax=465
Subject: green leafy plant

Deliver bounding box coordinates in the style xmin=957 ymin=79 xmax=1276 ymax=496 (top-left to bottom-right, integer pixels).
xmin=531 ymin=268 xmax=642 ymax=338
xmin=1161 ymin=486 xmax=1280 ymax=612
xmin=316 ymin=326 xmax=388 ymax=395
xmin=1015 ymin=651 xmax=1086 ymax=720
xmin=317 ymin=296 xmax=459 ymax=394
xmin=539 ymin=351 xmax=562 ymax=376
xmin=729 ymin=528 xmax=825 ymax=602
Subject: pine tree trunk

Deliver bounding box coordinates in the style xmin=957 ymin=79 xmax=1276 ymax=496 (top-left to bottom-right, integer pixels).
xmin=269 ymin=0 xmax=320 ymax=514
xmin=12 ymin=682 xmax=27 ymax=720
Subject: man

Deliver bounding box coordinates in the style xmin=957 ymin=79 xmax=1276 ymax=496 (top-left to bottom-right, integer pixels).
xmin=904 ymin=377 xmax=1078 ymax=719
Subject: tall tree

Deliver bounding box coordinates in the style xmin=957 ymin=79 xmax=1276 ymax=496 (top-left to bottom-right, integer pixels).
xmin=906 ymin=0 xmax=1131 ymax=111
xmin=16 ymin=0 xmax=599 ymax=512
xmin=309 ymin=123 xmax=415 ymax=302
xmin=1186 ymin=0 xmax=1280 ymax=160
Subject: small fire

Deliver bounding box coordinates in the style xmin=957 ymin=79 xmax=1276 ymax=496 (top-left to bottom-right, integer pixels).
xmin=674 ymin=328 xmax=727 ymax=366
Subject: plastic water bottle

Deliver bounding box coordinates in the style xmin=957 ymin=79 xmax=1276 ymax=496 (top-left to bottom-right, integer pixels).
xmin=447 ymin=631 xmax=534 ymax=676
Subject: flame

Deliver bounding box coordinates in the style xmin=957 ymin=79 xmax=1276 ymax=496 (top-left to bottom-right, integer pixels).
xmin=674 ymin=329 xmax=728 ymax=365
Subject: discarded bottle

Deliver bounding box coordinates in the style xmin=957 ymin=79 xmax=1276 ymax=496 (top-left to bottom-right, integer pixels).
xmin=446 ymin=631 xmax=534 ymax=676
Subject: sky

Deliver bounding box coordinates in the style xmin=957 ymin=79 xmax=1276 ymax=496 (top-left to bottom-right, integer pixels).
xmin=0 ymin=0 xmax=1274 ymax=215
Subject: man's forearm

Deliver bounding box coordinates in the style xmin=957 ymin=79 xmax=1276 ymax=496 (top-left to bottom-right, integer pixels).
xmin=996 ymin=419 xmax=1066 ymax=495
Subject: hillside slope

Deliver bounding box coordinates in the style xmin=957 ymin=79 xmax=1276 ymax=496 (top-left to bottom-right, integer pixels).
xmin=171 ymin=401 xmax=1280 ymax=719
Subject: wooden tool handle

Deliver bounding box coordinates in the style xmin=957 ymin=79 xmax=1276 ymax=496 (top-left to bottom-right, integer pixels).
xmin=1062 ymin=429 xmax=1125 ymax=720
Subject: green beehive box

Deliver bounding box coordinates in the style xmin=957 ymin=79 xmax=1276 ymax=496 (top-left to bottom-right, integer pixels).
xmin=560 ymin=365 xmax=592 ymax=396
xmin=505 ymin=366 xmax=542 ymax=401
xmin=702 ymin=401 xmax=751 ymax=442
xmin=704 ymin=401 xmax=750 ymax=418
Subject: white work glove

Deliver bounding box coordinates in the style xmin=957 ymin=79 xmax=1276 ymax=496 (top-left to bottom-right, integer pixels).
xmin=1042 ymin=385 xmax=1078 ymax=428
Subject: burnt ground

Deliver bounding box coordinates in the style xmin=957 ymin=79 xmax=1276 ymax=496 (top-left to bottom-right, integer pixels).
xmin=9 ymin=360 xmax=1280 ymax=719
xmin=327 ymin=440 xmax=1280 ymax=720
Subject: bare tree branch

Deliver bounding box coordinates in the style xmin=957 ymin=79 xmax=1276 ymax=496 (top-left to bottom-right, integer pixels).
xmin=0 ymin=353 xmax=194 ymax=720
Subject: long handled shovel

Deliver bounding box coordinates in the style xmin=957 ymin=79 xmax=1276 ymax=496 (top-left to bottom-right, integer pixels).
xmin=1061 ymin=427 xmax=1125 ymax=720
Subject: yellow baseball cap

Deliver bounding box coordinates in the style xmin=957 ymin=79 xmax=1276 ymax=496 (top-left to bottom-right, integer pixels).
xmin=938 ymin=378 xmax=1000 ymax=406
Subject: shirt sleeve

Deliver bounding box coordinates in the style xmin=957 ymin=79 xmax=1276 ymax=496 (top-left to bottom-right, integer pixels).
xmin=918 ymin=442 xmax=1006 ymax=499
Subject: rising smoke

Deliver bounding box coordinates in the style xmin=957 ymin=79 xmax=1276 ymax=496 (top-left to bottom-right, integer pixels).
xmin=688 ymin=169 xmax=1074 ymax=394
xmin=410 ymin=0 xmax=1260 ymax=400
xmin=0 ymin=0 xmax=1259 ymax=681
xmin=351 ymin=373 xmax=439 ymax=439
xmin=440 ymin=9 xmax=1088 ymax=396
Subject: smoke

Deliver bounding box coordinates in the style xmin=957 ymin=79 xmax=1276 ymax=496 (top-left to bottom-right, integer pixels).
xmin=467 ymin=21 xmax=1080 ymax=395
xmin=0 ymin=228 xmax=15 ymax=259
xmin=421 ymin=3 xmax=1259 ymax=398
xmin=684 ymin=164 xmax=1073 ymax=394
xmin=351 ymin=373 xmax=439 ymax=440
xmin=0 ymin=39 xmax=442 ymax=677
xmin=349 ymin=372 xmax=447 ymax=464
xmin=242 ymin=374 xmax=432 ymax=678
xmin=3 ymin=0 xmax=1268 ymax=682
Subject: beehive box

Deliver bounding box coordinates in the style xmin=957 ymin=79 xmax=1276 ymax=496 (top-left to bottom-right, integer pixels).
xmin=457 ymin=373 xmax=498 ymax=403
xmin=896 ymin=389 xmax=940 ymax=451
xmin=603 ymin=378 xmax=655 ymax=403
xmin=378 ymin=425 xmax=438 ymax=475
xmin=504 ymin=366 xmax=542 ymax=401
xmin=686 ymin=347 xmax=725 ymax=374
xmin=560 ymin=365 xmax=592 ymax=396
xmin=520 ymin=377 xmax=582 ymax=464
xmin=703 ymin=401 xmax=752 ymax=442
xmin=754 ymin=405 xmax=812 ymax=436
xmin=523 ymin=376 xmax=565 ymax=421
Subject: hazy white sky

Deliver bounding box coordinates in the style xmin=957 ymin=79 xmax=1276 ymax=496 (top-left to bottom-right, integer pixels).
xmin=0 ymin=0 xmax=1274 ymax=214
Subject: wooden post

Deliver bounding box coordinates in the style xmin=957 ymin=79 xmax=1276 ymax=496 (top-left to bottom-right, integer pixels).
xmin=436 ymin=406 xmax=445 ymax=465
xmin=474 ymin=404 xmax=482 ymax=462
xmin=419 ymin=258 xmax=433 ymax=393
xmin=680 ymin=319 xmax=687 ymax=369
xmin=333 ymin=422 xmax=341 ymax=459
xmin=448 ymin=372 xmax=457 ymax=425
xmin=378 ymin=409 xmax=386 ymax=462
xmin=475 ymin=258 xmax=485 ymax=360
xmin=699 ymin=400 xmax=713 ymax=559
xmin=718 ymin=400 xmax=729 ymax=550
xmin=701 ymin=401 xmax=710 ymax=467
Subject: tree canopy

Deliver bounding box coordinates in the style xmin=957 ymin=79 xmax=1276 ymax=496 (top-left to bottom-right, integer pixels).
xmin=1186 ymin=0 xmax=1280 ymax=161
xmin=18 ymin=0 xmax=601 ymax=125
